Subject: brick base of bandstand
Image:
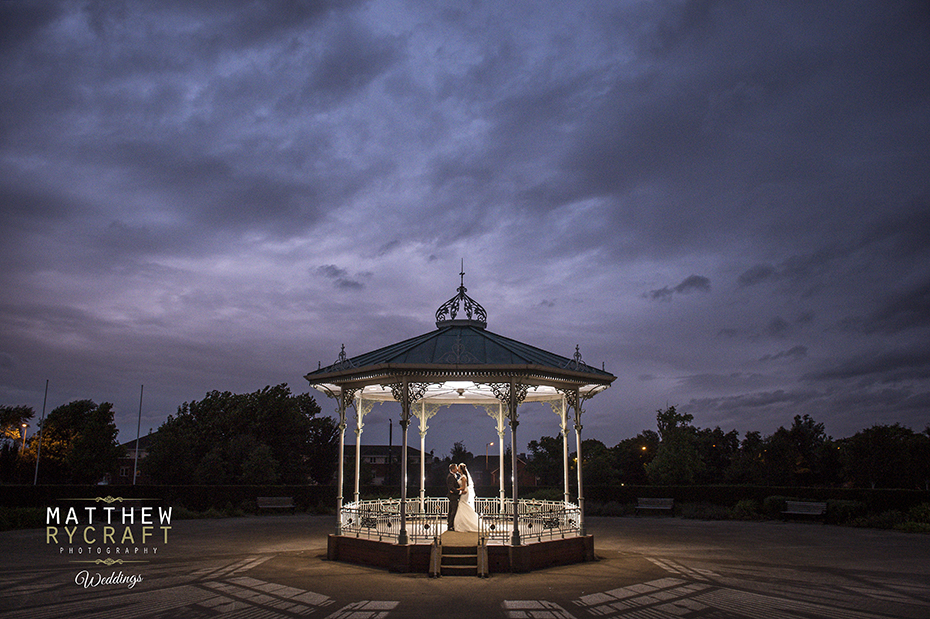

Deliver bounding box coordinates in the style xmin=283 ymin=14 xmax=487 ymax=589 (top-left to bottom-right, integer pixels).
xmin=326 ymin=534 xmax=595 ymax=574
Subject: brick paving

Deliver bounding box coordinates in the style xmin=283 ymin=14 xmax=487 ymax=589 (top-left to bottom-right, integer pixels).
xmin=2 ymin=514 xmax=928 ymax=618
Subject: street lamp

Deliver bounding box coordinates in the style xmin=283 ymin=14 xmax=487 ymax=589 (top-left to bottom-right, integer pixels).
xmin=20 ymin=423 xmax=28 ymax=454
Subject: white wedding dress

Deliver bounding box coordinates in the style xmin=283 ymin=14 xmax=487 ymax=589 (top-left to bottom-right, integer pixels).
xmin=453 ymin=475 xmax=480 ymax=533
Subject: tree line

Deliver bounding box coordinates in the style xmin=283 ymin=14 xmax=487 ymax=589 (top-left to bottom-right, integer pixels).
xmin=1 ymin=384 xmax=338 ymax=485
xmin=4 ymin=395 xmax=928 ymax=490
xmin=1 ymin=400 xmax=122 ymax=484
xmin=526 ymin=406 xmax=930 ymax=490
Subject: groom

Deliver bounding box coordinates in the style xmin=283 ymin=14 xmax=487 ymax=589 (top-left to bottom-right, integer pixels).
xmin=446 ymin=463 xmax=460 ymax=531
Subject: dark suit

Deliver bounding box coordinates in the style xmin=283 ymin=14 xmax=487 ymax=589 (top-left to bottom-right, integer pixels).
xmin=446 ymin=471 xmax=460 ymax=530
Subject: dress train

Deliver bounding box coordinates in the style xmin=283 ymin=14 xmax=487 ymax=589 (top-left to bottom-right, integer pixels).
xmin=453 ymin=480 xmax=480 ymax=533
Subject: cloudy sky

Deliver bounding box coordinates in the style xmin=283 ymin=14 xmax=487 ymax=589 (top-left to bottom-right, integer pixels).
xmin=2 ymin=1 xmax=928 ymax=456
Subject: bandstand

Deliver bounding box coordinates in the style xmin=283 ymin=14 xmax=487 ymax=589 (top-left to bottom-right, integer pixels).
xmin=305 ymin=272 xmax=615 ymax=573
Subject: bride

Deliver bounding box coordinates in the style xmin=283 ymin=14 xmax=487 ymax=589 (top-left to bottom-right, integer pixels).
xmin=453 ymin=463 xmax=480 ymax=533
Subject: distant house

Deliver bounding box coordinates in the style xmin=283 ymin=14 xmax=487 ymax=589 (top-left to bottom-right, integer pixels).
xmin=344 ymin=445 xmax=439 ymax=486
xmin=490 ymin=454 xmax=539 ymax=488
xmin=116 ymin=432 xmax=157 ymax=484
xmin=468 ymin=457 xmax=498 ymax=486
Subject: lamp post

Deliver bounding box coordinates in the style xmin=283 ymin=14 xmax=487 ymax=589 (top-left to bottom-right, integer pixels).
xmin=34 ymin=379 xmax=48 ymax=485
xmin=485 ymin=442 xmax=493 ymax=467
xmin=20 ymin=423 xmax=28 ymax=454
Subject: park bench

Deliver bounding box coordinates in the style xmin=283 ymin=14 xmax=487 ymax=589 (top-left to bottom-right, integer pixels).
xmin=782 ymin=500 xmax=826 ymax=521
xmin=257 ymin=496 xmax=295 ymax=512
xmin=635 ymin=498 xmax=674 ymax=514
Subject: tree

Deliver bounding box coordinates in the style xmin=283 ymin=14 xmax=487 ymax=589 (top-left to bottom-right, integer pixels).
xmin=344 ymin=451 xmax=375 ymax=486
xmin=1 ymin=405 xmax=34 ymax=446
xmin=645 ymin=406 xmax=705 ymax=485
xmin=612 ymin=430 xmax=658 ymax=485
xmin=304 ymin=403 xmax=340 ymax=484
xmin=840 ymin=424 xmax=927 ymax=489
xmin=917 ymin=428 xmax=930 ymax=491
xmin=242 ymin=444 xmax=280 ymax=485
xmin=656 ymin=406 xmax=694 ymax=442
xmin=526 ymin=435 xmax=564 ymax=486
xmin=645 ymin=438 xmax=704 ymax=485
xmin=726 ymin=431 xmax=766 ymax=484
xmin=26 ymin=400 xmax=123 ymax=484
xmin=762 ymin=414 xmax=828 ymax=486
xmin=577 ymin=439 xmax=619 ymax=486
xmin=693 ymin=426 xmax=739 ymax=484
xmin=447 ymin=441 xmax=474 ymax=467
xmin=142 ymin=384 xmax=337 ymax=485
xmin=66 ymin=402 xmax=123 ymax=484
xmin=1 ymin=405 xmax=34 ymax=483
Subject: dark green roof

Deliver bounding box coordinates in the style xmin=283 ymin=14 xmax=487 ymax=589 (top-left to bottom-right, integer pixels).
xmin=305 ymin=324 xmax=614 ymax=382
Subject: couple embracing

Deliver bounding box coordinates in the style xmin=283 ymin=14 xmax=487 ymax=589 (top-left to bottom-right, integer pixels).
xmin=446 ymin=463 xmax=479 ymax=532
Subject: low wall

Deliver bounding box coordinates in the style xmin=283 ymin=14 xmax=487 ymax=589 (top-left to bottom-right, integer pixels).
xmin=327 ymin=535 xmax=432 ymax=572
xmin=327 ymin=534 xmax=594 ymax=574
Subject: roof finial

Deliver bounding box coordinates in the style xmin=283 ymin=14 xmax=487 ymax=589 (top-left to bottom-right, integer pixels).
xmin=435 ymin=261 xmax=487 ymax=328
xmin=563 ymin=344 xmax=588 ymax=370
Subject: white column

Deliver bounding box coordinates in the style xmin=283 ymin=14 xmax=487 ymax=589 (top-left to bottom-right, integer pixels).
xmin=336 ymin=390 xmax=347 ymax=535
xmin=353 ymin=395 xmax=363 ymax=504
xmin=414 ymin=402 xmax=441 ymax=511
xmin=482 ymin=402 xmax=508 ymax=511
xmin=419 ymin=403 xmax=427 ymax=510
xmin=546 ymin=397 xmax=571 ymax=504
xmin=398 ymin=379 xmax=411 ymax=545
xmin=498 ymin=417 xmax=506 ymax=511
xmin=352 ymin=396 xmax=376 ymax=504
xmin=561 ymin=396 xmax=570 ymax=504
xmin=572 ymin=387 xmax=585 ymax=537
xmin=509 ymin=379 xmax=521 ymax=546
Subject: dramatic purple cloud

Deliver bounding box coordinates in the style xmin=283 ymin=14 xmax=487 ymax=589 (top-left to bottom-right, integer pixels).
xmin=1 ymin=1 xmax=928 ymax=455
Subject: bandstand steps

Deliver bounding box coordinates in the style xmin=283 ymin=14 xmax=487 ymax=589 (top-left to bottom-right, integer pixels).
xmin=440 ymin=546 xmax=478 ymax=576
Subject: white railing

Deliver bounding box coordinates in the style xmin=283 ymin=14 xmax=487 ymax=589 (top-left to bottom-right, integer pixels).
xmin=339 ymin=497 xmax=581 ymax=544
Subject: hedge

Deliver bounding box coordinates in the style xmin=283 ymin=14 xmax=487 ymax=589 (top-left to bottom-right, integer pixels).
xmin=0 ymin=485 xmax=335 ymax=513
xmin=3 ymin=484 xmax=926 ymax=517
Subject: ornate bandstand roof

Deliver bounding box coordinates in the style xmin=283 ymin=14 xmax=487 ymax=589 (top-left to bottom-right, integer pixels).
xmin=305 ymin=272 xmax=615 ymax=405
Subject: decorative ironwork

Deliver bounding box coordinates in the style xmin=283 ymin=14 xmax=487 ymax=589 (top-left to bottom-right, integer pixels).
xmin=562 ymin=344 xmax=589 ymax=371
xmin=558 ymin=387 xmax=578 ymax=411
xmin=313 ymin=384 xmax=348 ymax=426
xmin=342 ymin=386 xmax=360 ymax=406
xmin=384 ymin=382 xmax=402 ymax=403
xmin=437 ymin=335 xmax=480 ymax=364
xmin=479 ymin=403 xmax=507 ymax=429
xmin=383 ymin=381 xmax=431 ymax=405
xmin=435 ymin=267 xmax=487 ymax=327
xmin=415 ymin=402 xmax=445 ymax=437
xmin=557 ymin=385 xmax=603 ymax=432
xmin=541 ymin=397 xmax=568 ymax=435
xmin=339 ymin=497 xmax=582 ymax=544
xmin=353 ymin=397 xmax=375 ymax=437
xmin=331 ymin=344 xmax=358 ymax=371
xmin=486 ymin=382 xmax=531 ymax=407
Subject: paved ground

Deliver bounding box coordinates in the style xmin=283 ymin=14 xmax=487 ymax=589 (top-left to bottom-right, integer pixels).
xmin=2 ymin=514 xmax=929 ymax=618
